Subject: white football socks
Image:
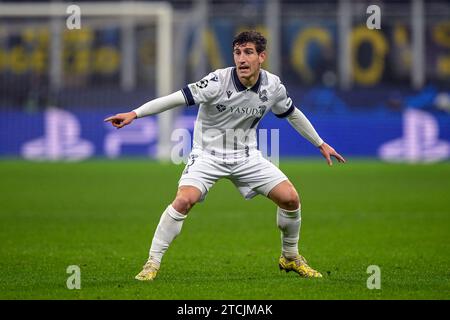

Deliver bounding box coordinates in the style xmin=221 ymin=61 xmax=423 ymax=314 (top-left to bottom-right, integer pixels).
xmin=149 ymin=205 xmax=187 ymax=266
xmin=277 ymin=207 xmax=301 ymax=260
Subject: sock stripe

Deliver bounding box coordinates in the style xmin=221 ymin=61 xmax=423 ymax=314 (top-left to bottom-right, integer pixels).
xmin=167 ymin=205 xmax=187 ymax=221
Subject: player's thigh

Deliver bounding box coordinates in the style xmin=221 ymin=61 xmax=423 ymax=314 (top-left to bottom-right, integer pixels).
xmin=178 ymin=151 xmax=229 ymax=202
xmin=231 ymin=153 xmax=288 ymax=200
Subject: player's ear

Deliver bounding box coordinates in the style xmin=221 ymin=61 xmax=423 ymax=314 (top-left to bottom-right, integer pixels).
xmin=259 ymin=51 xmax=266 ymax=64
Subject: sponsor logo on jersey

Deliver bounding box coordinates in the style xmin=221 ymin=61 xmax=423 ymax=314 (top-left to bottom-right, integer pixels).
xmin=209 ymin=75 xmax=218 ymax=82
xmin=214 ymin=104 xmax=265 ymax=117
xmin=226 ymin=90 xmax=233 ymax=99
xmin=229 ymin=106 xmax=265 ymax=117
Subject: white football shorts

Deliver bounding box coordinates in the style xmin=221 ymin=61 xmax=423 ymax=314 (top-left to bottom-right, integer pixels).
xmin=178 ymin=149 xmax=288 ymax=201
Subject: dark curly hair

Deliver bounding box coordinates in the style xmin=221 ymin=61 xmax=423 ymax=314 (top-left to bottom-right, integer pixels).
xmin=232 ymin=31 xmax=267 ymax=54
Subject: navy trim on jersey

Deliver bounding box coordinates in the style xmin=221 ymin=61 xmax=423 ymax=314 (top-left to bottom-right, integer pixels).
xmin=182 ymin=86 xmax=195 ymax=106
xmin=274 ymin=105 xmax=296 ymax=118
xmin=231 ymin=68 xmax=245 ymax=91
xmin=232 ymin=67 xmax=261 ymax=93
xmin=251 ymin=72 xmax=262 ymax=93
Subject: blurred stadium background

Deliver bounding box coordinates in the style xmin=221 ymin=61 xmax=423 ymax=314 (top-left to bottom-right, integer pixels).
xmin=1 ymin=0 xmax=450 ymax=300
xmin=0 ymin=0 xmax=449 ymax=162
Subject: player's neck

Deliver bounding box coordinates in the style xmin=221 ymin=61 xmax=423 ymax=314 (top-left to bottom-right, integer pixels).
xmin=238 ymin=71 xmax=260 ymax=89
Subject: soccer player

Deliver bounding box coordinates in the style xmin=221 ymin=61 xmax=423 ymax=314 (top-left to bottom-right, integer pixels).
xmin=105 ymin=31 xmax=345 ymax=281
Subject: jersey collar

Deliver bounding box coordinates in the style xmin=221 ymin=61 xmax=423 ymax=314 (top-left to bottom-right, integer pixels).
xmin=232 ymin=67 xmax=261 ymax=93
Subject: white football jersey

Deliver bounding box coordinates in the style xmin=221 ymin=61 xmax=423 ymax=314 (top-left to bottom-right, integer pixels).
xmin=181 ymin=67 xmax=294 ymax=159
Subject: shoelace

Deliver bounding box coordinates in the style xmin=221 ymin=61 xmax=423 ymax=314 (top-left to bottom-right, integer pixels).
xmin=143 ymin=261 xmax=159 ymax=271
xmin=293 ymin=255 xmax=308 ymax=266
xmin=294 ymin=257 xmax=319 ymax=274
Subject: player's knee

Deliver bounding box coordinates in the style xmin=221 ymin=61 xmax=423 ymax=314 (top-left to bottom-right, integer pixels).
xmin=279 ymin=191 xmax=300 ymax=211
xmin=172 ymin=195 xmax=196 ymax=214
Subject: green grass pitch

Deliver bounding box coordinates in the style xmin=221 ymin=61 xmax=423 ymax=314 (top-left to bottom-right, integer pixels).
xmin=0 ymin=159 xmax=449 ymax=299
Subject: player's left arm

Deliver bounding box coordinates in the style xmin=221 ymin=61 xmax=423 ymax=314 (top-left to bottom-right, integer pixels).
xmin=272 ymin=81 xmax=345 ymax=166
xmin=286 ymin=108 xmax=346 ymax=166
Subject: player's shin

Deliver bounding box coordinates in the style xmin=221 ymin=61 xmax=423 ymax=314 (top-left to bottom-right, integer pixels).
xmin=148 ymin=205 xmax=187 ymax=266
xmin=276 ymin=207 xmax=300 ymax=260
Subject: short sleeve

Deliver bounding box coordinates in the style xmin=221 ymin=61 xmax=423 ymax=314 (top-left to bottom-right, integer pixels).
xmin=181 ymin=72 xmax=221 ymax=106
xmin=271 ymin=83 xmax=295 ymax=118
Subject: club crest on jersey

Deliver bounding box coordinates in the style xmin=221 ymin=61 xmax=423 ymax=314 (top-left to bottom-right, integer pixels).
xmin=226 ymin=90 xmax=233 ymax=99
xmin=216 ymin=104 xmax=227 ymax=112
xmin=259 ymin=89 xmax=268 ymax=102
xmin=196 ymin=79 xmax=209 ymax=89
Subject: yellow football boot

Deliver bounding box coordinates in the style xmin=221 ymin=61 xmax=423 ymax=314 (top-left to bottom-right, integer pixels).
xmin=135 ymin=260 xmax=159 ymax=281
xmin=278 ymin=255 xmax=322 ymax=278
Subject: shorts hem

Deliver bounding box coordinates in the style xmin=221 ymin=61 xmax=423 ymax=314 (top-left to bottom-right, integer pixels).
xmin=257 ymin=176 xmax=289 ymax=197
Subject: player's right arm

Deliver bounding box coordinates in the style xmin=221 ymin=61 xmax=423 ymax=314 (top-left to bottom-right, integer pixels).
xmin=104 ymin=71 xmax=220 ymax=129
xmin=104 ymin=91 xmax=186 ymax=129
